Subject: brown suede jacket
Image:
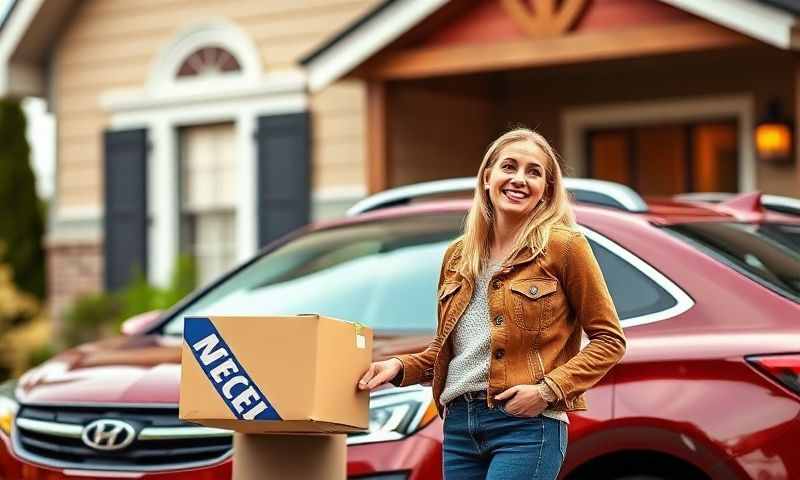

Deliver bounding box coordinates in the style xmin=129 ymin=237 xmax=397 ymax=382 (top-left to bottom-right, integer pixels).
xmin=389 ymin=225 xmax=627 ymax=419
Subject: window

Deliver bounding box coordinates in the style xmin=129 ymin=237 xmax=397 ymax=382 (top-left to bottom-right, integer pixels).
xmin=163 ymin=213 xmax=465 ymax=336
xmin=587 ymin=120 xmax=738 ymax=196
xmin=664 ymin=222 xmax=800 ymax=303
xmin=179 ymin=123 xmax=237 ymax=286
xmin=176 ymin=46 xmax=241 ymax=78
xmin=161 ymin=215 xmax=687 ymax=336
xmin=586 ymin=237 xmax=678 ymax=321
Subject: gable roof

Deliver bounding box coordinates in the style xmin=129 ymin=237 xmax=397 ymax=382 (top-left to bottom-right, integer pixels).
xmin=301 ymin=0 xmax=799 ymax=91
xmin=1 ymin=0 xmax=798 ymax=98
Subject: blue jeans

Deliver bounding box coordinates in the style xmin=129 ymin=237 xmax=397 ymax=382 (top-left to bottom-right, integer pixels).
xmin=442 ymin=390 xmax=568 ymax=480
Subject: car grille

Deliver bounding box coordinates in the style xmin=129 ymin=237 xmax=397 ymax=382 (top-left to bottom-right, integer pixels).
xmin=13 ymin=404 xmax=232 ymax=471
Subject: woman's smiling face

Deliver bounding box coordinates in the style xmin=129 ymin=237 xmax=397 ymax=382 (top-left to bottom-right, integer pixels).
xmin=483 ymin=140 xmax=548 ymax=220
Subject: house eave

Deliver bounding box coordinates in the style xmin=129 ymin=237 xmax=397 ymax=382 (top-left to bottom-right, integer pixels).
xmin=302 ymin=0 xmax=800 ymax=92
xmin=0 ymin=0 xmax=77 ymax=99
xmin=659 ymin=0 xmax=798 ymax=50
xmin=303 ymin=0 xmax=448 ymax=92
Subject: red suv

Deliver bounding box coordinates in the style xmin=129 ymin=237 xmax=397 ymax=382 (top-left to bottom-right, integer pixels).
xmin=1 ymin=179 xmax=798 ymax=480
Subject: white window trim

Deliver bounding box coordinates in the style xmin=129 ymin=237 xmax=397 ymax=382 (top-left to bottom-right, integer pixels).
xmin=148 ymin=20 xmax=263 ymax=95
xmin=561 ymin=94 xmax=756 ymax=193
xmin=100 ymin=21 xmax=308 ymax=287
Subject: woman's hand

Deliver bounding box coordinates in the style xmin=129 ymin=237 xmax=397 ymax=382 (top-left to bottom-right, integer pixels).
xmin=358 ymin=358 xmax=403 ymax=391
xmin=494 ymin=384 xmax=548 ymax=417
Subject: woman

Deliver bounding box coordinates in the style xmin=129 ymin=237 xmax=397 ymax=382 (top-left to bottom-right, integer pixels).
xmin=358 ymin=127 xmax=626 ymax=479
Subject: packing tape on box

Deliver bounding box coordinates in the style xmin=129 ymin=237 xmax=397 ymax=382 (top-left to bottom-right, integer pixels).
xmin=354 ymin=322 xmax=366 ymax=349
xmin=184 ymin=317 xmax=283 ymax=421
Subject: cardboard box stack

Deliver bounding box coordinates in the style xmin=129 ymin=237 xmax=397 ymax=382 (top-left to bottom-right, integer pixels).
xmin=179 ymin=314 xmax=372 ymax=479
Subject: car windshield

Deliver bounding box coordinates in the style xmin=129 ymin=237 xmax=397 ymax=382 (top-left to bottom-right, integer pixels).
xmin=663 ymin=222 xmax=800 ymax=303
xmin=162 ymin=213 xmax=465 ymax=335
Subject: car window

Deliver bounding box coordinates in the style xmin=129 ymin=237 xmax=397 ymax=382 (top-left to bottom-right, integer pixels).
xmin=664 ymin=222 xmax=800 ymax=303
xmin=162 ymin=214 xmax=683 ymax=335
xmin=758 ymin=223 xmax=800 ymax=252
xmin=586 ymin=238 xmax=678 ymax=321
xmin=163 ymin=214 xmax=465 ymax=335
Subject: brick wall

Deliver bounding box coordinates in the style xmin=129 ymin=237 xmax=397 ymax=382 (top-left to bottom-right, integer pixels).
xmin=46 ymin=241 xmax=103 ymax=329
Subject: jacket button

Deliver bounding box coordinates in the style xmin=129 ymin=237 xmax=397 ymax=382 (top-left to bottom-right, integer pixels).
xmin=529 ymin=286 xmax=539 ymax=296
xmin=494 ymin=349 xmax=505 ymax=359
xmin=492 ymin=279 xmax=503 ymax=289
xmin=494 ymin=315 xmax=503 ymax=326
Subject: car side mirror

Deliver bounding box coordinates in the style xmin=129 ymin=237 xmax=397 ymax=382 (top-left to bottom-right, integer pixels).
xmin=121 ymin=310 xmax=163 ymax=336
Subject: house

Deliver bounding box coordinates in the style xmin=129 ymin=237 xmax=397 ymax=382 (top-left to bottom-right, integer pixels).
xmin=0 ymin=0 xmax=379 ymax=320
xmin=1 ymin=0 xmax=798 ymax=321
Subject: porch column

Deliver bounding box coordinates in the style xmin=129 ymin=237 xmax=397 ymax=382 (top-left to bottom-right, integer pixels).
xmin=366 ymin=81 xmax=390 ymax=193
xmin=796 ymin=56 xmax=800 ymax=195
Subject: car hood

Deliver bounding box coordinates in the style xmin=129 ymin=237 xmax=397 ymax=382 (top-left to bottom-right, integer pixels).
xmin=14 ymin=332 xmax=433 ymax=405
xmin=16 ymin=335 xmax=184 ymax=405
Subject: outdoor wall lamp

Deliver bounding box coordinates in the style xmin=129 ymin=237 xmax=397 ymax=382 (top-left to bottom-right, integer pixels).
xmin=755 ymin=99 xmax=793 ymax=164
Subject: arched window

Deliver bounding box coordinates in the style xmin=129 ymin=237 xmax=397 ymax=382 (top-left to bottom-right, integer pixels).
xmin=176 ymin=46 xmax=242 ymax=78
xmin=148 ymin=22 xmax=263 ymax=92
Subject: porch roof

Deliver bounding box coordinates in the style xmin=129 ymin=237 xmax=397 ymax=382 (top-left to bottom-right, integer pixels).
xmin=301 ymin=0 xmax=800 ymax=92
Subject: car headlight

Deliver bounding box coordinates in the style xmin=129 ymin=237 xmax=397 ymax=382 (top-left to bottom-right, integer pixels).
xmin=348 ymin=386 xmax=435 ymax=446
xmin=0 ymin=393 xmax=18 ymax=437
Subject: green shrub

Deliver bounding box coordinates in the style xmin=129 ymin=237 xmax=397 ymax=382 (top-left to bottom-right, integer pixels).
xmin=61 ymin=255 xmax=197 ymax=346
xmin=161 ymin=254 xmax=197 ymax=308
xmin=0 ymin=307 xmax=51 ymax=381
xmin=27 ymin=343 xmax=57 ymax=369
xmin=0 ymin=100 xmax=45 ymax=302
xmin=116 ymin=269 xmax=159 ymax=331
xmin=0 ymin=260 xmax=39 ymax=335
xmin=62 ymin=292 xmax=121 ymax=347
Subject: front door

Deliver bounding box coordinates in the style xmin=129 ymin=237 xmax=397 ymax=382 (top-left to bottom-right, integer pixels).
xmin=586 ymin=120 xmax=739 ymax=196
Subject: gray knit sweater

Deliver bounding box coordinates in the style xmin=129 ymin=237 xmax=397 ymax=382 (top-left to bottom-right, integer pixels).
xmin=439 ymin=261 xmax=569 ymax=424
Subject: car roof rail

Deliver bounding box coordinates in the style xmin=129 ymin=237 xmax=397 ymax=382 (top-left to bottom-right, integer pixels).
xmin=565 ymin=178 xmax=649 ymax=212
xmin=674 ymin=192 xmax=800 ymax=216
xmin=763 ymin=194 xmax=800 ymax=215
xmin=345 ymin=177 xmax=648 ymax=216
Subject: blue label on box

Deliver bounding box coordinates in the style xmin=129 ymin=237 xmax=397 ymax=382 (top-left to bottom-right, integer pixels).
xmin=183 ymin=317 xmax=282 ymax=421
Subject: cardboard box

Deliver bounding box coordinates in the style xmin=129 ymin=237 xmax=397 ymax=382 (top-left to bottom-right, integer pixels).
xmin=179 ymin=314 xmax=372 ymax=434
xmin=232 ymin=433 xmax=346 ymax=480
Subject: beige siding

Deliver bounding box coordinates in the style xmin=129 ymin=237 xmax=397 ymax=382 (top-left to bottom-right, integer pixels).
xmin=54 ymin=0 xmax=377 ymax=209
xmin=310 ymin=80 xmax=367 ymax=192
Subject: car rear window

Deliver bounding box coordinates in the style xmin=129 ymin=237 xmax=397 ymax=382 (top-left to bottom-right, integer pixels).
xmin=663 ymin=222 xmax=800 ymax=303
xmin=585 ymin=237 xmax=678 ymax=321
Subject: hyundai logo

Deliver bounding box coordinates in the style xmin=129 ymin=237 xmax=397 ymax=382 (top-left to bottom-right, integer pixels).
xmin=81 ymin=419 xmax=136 ymax=451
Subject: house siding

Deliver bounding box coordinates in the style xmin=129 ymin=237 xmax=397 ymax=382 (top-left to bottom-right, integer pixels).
xmin=54 ymin=0 xmax=375 ymax=210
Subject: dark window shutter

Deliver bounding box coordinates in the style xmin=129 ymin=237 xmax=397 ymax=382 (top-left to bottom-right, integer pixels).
xmin=256 ymin=112 xmax=311 ymax=247
xmin=103 ymin=129 xmax=148 ymax=291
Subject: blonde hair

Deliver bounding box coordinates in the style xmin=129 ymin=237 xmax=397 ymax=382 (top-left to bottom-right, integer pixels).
xmin=459 ymin=127 xmax=576 ymax=282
